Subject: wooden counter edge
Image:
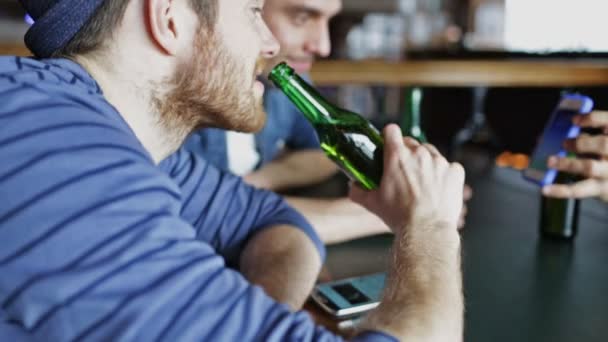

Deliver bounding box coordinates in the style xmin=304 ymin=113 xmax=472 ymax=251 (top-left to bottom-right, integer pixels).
xmin=310 ymin=60 xmax=608 ymax=87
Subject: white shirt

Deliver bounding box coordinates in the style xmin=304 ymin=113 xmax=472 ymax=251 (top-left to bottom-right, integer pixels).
xmin=226 ymin=131 xmax=260 ymax=176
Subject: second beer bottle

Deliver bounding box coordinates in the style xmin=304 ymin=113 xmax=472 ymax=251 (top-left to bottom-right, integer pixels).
xmin=268 ymin=62 xmax=384 ymax=190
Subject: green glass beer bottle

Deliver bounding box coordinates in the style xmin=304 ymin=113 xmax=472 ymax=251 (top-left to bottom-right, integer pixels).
xmin=268 ymin=62 xmax=384 ymax=190
xmin=403 ymin=87 xmax=428 ymax=143
xmin=540 ymin=172 xmax=580 ymax=240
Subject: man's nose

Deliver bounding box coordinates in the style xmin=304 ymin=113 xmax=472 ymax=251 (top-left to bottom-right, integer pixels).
xmin=304 ymin=24 xmax=331 ymax=58
xmin=260 ymin=21 xmax=280 ymax=59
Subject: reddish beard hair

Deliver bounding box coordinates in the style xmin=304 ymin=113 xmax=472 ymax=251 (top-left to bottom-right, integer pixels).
xmin=154 ymin=26 xmax=267 ymax=146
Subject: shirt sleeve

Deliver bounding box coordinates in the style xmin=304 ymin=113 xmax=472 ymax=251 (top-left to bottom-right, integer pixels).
xmin=159 ymin=148 xmax=325 ymax=265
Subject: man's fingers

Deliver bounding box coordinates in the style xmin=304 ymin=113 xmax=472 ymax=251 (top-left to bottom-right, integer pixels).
xmin=458 ymin=218 xmax=465 ymax=230
xmin=384 ymin=124 xmax=409 ymax=155
xmin=457 ymin=204 xmax=468 ymax=230
xmin=422 ymin=143 xmax=442 ymax=159
xmin=542 ymin=179 xmax=601 ymax=199
xmin=382 ymin=124 xmax=409 ymax=190
xmin=574 ymin=111 xmax=608 ymax=128
xmin=349 ymin=182 xmax=370 ymax=206
xmin=403 ymin=136 xmax=421 ymax=151
xmin=463 ymin=184 xmax=473 ymax=201
xmin=450 ymin=162 xmax=466 ymax=185
xmin=548 ymin=156 xmax=608 ymax=178
xmin=461 ymin=205 xmax=468 ymax=216
xmin=571 ymin=134 xmax=608 ymax=155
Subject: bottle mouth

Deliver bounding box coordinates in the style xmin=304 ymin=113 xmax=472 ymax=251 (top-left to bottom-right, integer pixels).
xmin=268 ymin=62 xmax=294 ymax=87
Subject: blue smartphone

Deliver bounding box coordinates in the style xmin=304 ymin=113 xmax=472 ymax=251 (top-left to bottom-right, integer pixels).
xmin=523 ymin=94 xmax=593 ymax=186
xmin=310 ymin=272 xmax=385 ymax=318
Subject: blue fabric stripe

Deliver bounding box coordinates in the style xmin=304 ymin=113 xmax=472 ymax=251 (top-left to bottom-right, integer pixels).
xmin=193 ymin=172 xmax=225 ymax=233
xmin=0 ymin=160 xmax=134 ymax=226
xmin=0 ymin=186 xmax=180 ymax=265
xmin=248 ymin=189 xmax=273 ymax=228
xmin=153 ymin=268 xmax=223 ymax=342
xmin=205 ymin=286 xmax=250 ymax=339
xmin=32 ymin=240 xmax=181 ymax=331
xmin=0 ymin=100 xmax=125 ymax=127
xmin=224 ymin=188 xmax=257 ymax=248
xmin=176 ymin=154 xmax=196 ymax=188
xmin=167 ymin=151 xmax=194 ymax=179
xmin=180 ymin=161 xmax=209 ymax=215
xmin=2 ymin=211 xmax=172 ymax=309
xmin=71 ymin=254 xmax=211 ymax=341
xmin=214 ymin=182 xmax=240 ymax=235
xmin=0 ymin=122 xmax=125 ymax=147
xmin=0 ymin=74 xmax=17 ymax=83
xmin=14 ymin=56 xmax=23 ymax=70
xmin=0 ymin=144 xmax=150 ymax=183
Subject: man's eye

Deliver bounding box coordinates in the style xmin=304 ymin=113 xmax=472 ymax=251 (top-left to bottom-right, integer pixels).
xmin=293 ymin=13 xmax=310 ymax=26
xmin=252 ymin=7 xmax=263 ymax=16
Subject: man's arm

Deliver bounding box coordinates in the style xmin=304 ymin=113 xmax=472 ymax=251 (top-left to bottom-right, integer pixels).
xmin=286 ymin=197 xmax=390 ymax=244
xmin=240 ymin=225 xmax=322 ymax=310
xmin=244 ymin=149 xmax=337 ymax=191
xmin=285 ymin=189 xmax=472 ymax=245
xmin=361 ymin=221 xmax=462 ymax=341
xmin=161 ymin=149 xmax=326 ymax=309
xmin=350 ymin=125 xmax=465 ymax=341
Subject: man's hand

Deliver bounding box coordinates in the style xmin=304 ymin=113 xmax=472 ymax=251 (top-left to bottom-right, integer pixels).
xmin=350 ymin=125 xmax=465 ymax=235
xmin=542 ymin=111 xmax=608 ymax=202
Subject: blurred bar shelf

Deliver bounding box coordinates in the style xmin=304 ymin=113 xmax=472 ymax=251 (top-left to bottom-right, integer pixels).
xmin=311 ymin=59 xmax=608 ymax=87
xmin=0 ymin=43 xmax=29 ymax=56
xmin=3 ymin=42 xmax=608 ymax=88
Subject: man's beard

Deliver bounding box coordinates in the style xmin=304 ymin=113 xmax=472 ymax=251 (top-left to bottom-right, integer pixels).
xmin=153 ymin=28 xmax=266 ymax=147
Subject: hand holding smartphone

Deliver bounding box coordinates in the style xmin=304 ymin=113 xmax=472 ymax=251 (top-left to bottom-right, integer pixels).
xmin=523 ymin=94 xmax=594 ymax=186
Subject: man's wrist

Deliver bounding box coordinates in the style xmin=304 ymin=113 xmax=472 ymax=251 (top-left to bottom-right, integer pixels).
xmin=397 ymin=218 xmax=460 ymax=250
xmin=363 ymin=221 xmax=463 ymax=341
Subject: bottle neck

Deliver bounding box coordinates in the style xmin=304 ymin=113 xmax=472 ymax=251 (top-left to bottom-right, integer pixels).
xmin=271 ymin=72 xmax=335 ymax=125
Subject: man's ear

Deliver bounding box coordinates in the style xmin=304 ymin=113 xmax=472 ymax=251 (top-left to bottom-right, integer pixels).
xmin=146 ymin=0 xmax=180 ymax=55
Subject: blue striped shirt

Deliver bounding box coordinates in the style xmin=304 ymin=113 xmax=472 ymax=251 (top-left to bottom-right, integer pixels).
xmin=0 ymin=57 xmax=396 ymax=342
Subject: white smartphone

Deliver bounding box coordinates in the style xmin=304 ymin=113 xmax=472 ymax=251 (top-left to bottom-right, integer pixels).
xmin=310 ymin=272 xmax=385 ymax=318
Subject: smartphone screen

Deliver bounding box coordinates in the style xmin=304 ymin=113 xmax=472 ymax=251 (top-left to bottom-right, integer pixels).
xmin=311 ymin=272 xmax=385 ymax=317
xmin=524 ymin=95 xmax=593 ymax=186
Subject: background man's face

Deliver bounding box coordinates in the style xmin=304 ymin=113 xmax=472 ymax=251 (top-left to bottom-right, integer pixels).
xmin=262 ymin=0 xmax=342 ymax=74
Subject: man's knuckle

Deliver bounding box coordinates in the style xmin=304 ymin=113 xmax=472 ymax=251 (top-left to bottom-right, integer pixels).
xmin=601 ymin=137 xmax=608 ymax=153
xmin=455 ymin=163 xmax=465 ymax=175
xmin=559 ymin=158 xmax=575 ymax=171
xmin=583 ymin=161 xmax=595 ymax=176
xmin=576 ymin=136 xmax=587 ymax=151
xmin=601 ymin=182 xmax=608 ymax=201
xmin=601 ymin=161 xmax=608 ymax=178
xmin=572 ymin=188 xmax=586 ymax=197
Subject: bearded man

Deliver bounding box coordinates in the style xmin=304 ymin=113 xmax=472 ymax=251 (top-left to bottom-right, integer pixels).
xmin=0 ymin=1 xmax=465 ymax=341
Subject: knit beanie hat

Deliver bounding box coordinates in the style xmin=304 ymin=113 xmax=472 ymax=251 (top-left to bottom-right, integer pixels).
xmin=18 ymin=0 xmax=106 ymax=58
